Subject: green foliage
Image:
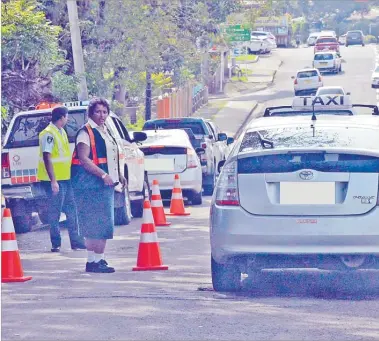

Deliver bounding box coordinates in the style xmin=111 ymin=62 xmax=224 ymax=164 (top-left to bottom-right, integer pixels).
xmin=51 ymin=71 xmax=79 ymax=102
xmin=126 ymin=115 xmax=146 ymax=132
xmin=1 ymin=0 xmax=65 ymax=73
xmin=365 ymin=34 xmax=378 ymax=43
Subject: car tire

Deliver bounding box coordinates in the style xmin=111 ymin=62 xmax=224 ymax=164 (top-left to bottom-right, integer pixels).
xmin=13 ymin=215 xmax=32 ymax=234
xmin=211 ymin=256 xmax=241 ymax=292
xmin=345 ymin=44 xmax=348 ymax=47
xmin=131 ymin=175 xmax=150 ymax=218
xmin=189 ymin=191 xmax=202 ymax=205
xmin=203 ymin=167 xmax=216 ymax=196
xmin=114 ymin=185 xmax=132 ymax=226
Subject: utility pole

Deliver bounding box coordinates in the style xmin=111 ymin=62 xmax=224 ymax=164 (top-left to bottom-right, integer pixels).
xmin=67 ymin=0 xmax=88 ymax=101
xmin=145 ymin=70 xmax=152 ymax=121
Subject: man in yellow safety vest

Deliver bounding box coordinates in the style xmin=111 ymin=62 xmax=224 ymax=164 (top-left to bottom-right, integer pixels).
xmin=38 ymin=106 xmax=85 ymax=252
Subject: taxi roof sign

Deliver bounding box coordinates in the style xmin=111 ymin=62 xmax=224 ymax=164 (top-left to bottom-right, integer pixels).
xmin=292 ymin=95 xmax=352 ymax=111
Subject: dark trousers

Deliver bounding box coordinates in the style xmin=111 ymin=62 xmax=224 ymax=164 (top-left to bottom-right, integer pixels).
xmin=41 ymin=180 xmax=84 ymax=248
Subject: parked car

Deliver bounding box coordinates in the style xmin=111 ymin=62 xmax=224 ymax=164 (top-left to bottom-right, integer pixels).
xmin=313 ymin=51 xmax=342 ymax=74
xmin=314 ymin=36 xmax=340 ymax=53
xmin=210 ymin=114 xmax=379 ymax=292
xmin=142 ymin=117 xmax=230 ymax=195
xmin=338 ymin=34 xmax=347 ymax=45
xmin=1 ymin=101 xmax=148 ymax=233
xmin=292 ymin=68 xmax=323 ymax=96
xmin=371 ymin=64 xmax=379 ymax=88
xmin=346 ymin=30 xmax=365 ymax=46
xmin=139 ymin=129 xmax=204 ymax=205
xmin=242 ymin=37 xmax=266 ymax=54
xmin=307 ymin=32 xmax=320 ymax=46
xmin=251 ymin=31 xmax=277 ymax=49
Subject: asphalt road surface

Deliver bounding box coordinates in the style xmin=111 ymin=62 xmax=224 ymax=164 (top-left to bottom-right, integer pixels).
xmin=3 ymin=46 xmax=379 ymax=341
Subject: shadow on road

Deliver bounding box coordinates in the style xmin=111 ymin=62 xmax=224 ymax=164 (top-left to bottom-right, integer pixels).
xmin=233 ymin=270 xmax=379 ymax=300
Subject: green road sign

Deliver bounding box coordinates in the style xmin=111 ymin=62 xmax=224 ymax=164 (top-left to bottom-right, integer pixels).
xmin=223 ymin=25 xmax=250 ymax=42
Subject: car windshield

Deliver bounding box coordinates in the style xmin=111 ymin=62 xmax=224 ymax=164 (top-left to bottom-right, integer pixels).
xmin=143 ymin=120 xmax=207 ymax=135
xmin=240 ymin=126 xmax=379 ymax=152
xmin=4 ymin=109 xmax=87 ymax=148
xmin=317 ymin=88 xmax=344 ymax=95
xmin=298 ymin=71 xmax=318 ymax=78
xmin=314 ymin=54 xmax=333 ymax=60
xmin=348 ymin=32 xmax=361 ymax=37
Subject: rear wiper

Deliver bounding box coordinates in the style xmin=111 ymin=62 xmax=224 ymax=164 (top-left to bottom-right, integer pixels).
xmin=257 ymin=132 xmax=274 ymax=149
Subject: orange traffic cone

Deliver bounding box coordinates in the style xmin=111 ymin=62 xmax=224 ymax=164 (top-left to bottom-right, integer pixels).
xmin=2 ymin=208 xmax=32 ymax=283
xmin=132 ymin=198 xmax=168 ymax=271
xmin=151 ymin=180 xmax=171 ymax=226
xmin=166 ymin=174 xmax=190 ymax=216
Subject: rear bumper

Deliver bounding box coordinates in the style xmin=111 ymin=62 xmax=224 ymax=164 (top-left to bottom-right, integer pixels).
xmin=147 ymin=168 xmax=202 ymax=192
xmin=1 ymin=184 xmax=44 ymax=200
xmin=210 ymin=204 xmax=379 ymax=264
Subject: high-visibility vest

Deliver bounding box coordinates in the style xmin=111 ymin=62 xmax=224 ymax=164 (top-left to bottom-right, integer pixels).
xmin=37 ymin=124 xmax=71 ymax=181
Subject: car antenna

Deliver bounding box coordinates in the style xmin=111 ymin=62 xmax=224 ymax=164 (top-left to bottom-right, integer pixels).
xmin=311 ymin=100 xmax=317 ymax=137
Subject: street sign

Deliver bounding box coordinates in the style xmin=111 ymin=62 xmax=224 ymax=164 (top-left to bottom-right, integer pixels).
xmin=223 ymin=25 xmax=251 ymax=42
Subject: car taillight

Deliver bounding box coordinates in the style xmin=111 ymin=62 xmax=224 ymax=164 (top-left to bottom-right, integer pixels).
xmin=318 ymin=76 xmax=322 ymax=82
xmin=201 ymin=143 xmax=207 ymax=149
xmin=1 ymin=153 xmax=10 ymax=178
xmin=187 ymin=149 xmax=198 ymax=169
xmin=294 ymin=78 xmax=298 ymax=85
xmin=215 ymin=160 xmax=239 ymax=206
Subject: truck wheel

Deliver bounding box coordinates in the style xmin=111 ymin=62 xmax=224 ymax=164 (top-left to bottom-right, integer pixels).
xmin=203 ymin=171 xmax=216 ymax=196
xmin=114 ymin=185 xmax=132 ymax=226
xmin=7 ymin=200 xmax=33 ymax=234
xmin=189 ymin=191 xmax=202 ymax=205
xmin=131 ymin=176 xmax=150 ymax=218
xmin=211 ymin=256 xmax=241 ymax=292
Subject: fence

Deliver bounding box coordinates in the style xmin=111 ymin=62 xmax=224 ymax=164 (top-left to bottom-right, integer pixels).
xmin=154 ymin=83 xmax=208 ymax=119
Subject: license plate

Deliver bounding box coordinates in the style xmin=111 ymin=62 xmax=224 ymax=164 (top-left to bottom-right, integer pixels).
xmin=320 ymin=62 xmax=328 ymax=65
xmin=145 ymin=158 xmax=174 ymax=172
xmin=304 ymin=80 xmax=311 ymax=84
xmin=280 ymin=182 xmax=335 ymax=205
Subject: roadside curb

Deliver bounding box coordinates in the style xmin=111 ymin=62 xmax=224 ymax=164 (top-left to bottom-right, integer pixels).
xmin=233 ymin=102 xmax=259 ymax=140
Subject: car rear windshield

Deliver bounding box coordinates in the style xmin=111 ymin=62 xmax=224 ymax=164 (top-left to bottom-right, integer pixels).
xmin=298 ymin=71 xmax=318 ymax=78
xmin=317 ymin=88 xmax=344 ymax=95
xmin=143 ymin=120 xmax=207 ymax=135
xmin=317 ymin=38 xmax=337 ymax=43
xmin=314 ymin=54 xmax=333 ymax=60
xmin=348 ymin=32 xmax=362 ymax=37
xmin=4 ymin=109 xmax=87 ymax=148
xmin=239 ymin=126 xmax=379 ymax=153
xmin=238 ymin=153 xmax=379 ymax=173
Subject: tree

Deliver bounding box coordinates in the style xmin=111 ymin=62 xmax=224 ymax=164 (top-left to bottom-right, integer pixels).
xmin=1 ymin=0 xmax=69 ymax=113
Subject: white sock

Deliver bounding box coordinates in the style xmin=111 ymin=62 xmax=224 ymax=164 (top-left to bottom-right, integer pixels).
xmin=94 ymin=253 xmax=104 ymax=263
xmin=87 ymin=251 xmax=95 ymax=263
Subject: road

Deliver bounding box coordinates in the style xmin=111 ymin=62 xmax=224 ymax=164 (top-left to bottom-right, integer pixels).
xmin=3 ymin=46 xmax=379 ymax=341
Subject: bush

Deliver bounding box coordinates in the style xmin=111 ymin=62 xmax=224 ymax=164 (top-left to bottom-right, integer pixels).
xmin=365 ymin=35 xmax=377 ymax=44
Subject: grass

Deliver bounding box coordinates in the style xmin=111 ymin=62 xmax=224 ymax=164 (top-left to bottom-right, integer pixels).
xmin=240 ymin=68 xmax=253 ymax=75
xmin=209 ymin=100 xmax=228 ymax=110
xmin=231 ymin=76 xmax=248 ymax=82
xmin=126 ymin=116 xmax=145 ymax=131
xmin=229 ymin=54 xmax=258 ymax=62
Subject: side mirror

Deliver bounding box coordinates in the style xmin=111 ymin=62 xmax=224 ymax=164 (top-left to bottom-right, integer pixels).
xmin=291 ymin=76 xmax=295 ymax=79
xmin=217 ymin=133 xmax=227 ymax=142
xmin=218 ymin=160 xmax=226 ymax=173
xmin=227 ymin=137 xmax=234 ymax=145
xmin=132 ymin=131 xmax=147 ymax=142
xmin=208 ymin=134 xmax=214 ymax=140
xmin=346 ymin=92 xmax=351 ymax=95
xmin=195 ymin=147 xmax=205 ymax=155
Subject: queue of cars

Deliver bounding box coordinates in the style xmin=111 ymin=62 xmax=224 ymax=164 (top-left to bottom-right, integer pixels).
xmin=210 ymin=95 xmax=379 ymax=292
xmin=308 ymin=30 xmax=365 ymax=48
xmin=1 ymin=101 xmax=232 ymax=233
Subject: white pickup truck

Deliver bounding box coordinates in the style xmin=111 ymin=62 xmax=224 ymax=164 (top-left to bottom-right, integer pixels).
xmin=1 ymin=101 xmax=149 ymax=233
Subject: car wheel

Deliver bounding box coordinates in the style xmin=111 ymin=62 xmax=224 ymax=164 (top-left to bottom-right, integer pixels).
xmin=345 ymin=44 xmax=348 ymax=47
xmin=7 ymin=200 xmax=33 ymax=234
xmin=114 ymin=185 xmax=132 ymax=226
xmin=203 ymin=167 xmax=216 ymax=196
xmin=131 ymin=175 xmax=150 ymax=218
xmin=189 ymin=191 xmax=202 ymax=205
xmin=211 ymin=256 xmax=241 ymax=292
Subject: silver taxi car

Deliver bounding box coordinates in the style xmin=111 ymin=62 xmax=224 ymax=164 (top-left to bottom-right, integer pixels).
xmin=210 ymin=114 xmax=379 ymax=292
